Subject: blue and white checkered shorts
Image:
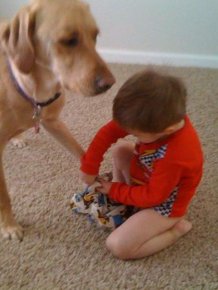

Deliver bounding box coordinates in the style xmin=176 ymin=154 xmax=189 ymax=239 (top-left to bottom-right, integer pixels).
xmin=153 ymin=188 xmax=178 ymax=217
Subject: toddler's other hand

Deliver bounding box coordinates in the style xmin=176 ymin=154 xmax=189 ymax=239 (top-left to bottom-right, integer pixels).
xmin=96 ymin=179 xmax=112 ymax=194
xmin=80 ymin=171 xmax=96 ymax=186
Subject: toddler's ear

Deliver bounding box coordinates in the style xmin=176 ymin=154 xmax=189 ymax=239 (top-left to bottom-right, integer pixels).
xmin=164 ymin=126 xmax=176 ymax=134
xmin=164 ymin=120 xmax=185 ymax=134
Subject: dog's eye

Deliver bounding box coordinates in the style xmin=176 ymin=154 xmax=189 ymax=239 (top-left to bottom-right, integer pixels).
xmin=62 ymin=36 xmax=79 ymax=47
xmin=61 ymin=32 xmax=79 ymax=47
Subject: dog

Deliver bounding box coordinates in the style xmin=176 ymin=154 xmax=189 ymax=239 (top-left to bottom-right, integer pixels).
xmin=0 ymin=0 xmax=115 ymax=240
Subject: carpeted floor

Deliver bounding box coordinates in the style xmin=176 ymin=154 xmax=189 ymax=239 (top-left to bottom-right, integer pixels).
xmin=0 ymin=63 xmax=217 ymax=290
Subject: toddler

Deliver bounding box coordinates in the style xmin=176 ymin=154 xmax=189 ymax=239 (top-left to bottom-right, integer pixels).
xmin=79 ymin=69 xmax=203 ymax=260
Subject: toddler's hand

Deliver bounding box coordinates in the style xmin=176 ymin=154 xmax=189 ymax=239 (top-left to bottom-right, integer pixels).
xmin=96 ymin=179 xmax=112 ymax=194
xmin=80 ymin=171 xmax=96 ymax=186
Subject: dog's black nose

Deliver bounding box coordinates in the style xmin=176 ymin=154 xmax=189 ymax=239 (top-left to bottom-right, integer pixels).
xmin=95 ymin=74 xmax=115 ymax=94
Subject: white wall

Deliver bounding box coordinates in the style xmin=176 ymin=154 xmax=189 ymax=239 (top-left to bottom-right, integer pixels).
xmin=1 ymin=0 xmax=218 ymax=68
xmin=0 ymin=0 xmax=27 ymax=19
xmin=87 ymin=0 xmax=218 ymax=68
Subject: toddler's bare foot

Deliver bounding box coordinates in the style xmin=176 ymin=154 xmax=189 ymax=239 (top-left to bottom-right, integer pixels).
xmin=173 ymin=219 xmax=192 ymax=238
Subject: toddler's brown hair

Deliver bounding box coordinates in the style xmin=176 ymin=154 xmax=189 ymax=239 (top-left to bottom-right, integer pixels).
xmin=113 ymin=69 xmax=187 ymax=133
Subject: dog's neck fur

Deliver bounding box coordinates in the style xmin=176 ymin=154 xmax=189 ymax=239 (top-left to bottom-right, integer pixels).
xmin=9 ymin=59 xmax=61 ymax=103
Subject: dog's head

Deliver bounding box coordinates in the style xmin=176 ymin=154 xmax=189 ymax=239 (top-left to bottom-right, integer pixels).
xmin=0 ymin=0 xmax=115 ymax=96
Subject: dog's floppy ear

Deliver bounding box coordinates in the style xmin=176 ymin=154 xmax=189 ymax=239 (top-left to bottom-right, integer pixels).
xmin=1 ymin=6 xmax=36 ymax=74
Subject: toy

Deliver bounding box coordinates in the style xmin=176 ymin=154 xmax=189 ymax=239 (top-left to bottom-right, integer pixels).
xmin=70 ymin=175 xmax=136 ymax=229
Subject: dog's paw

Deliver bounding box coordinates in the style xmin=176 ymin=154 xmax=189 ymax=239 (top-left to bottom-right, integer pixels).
xmin=11 ymin=137 xmax=27 ymax=148
xmin=1 ymin=223 xmax=24 ymax=241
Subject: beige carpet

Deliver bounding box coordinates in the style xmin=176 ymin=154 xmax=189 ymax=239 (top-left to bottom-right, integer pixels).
xmin=0 ymin=64 xmax=217 ymax=290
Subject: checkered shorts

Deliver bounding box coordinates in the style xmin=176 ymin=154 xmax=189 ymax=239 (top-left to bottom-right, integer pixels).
xmin=153 ymin=188 xmax=178 ymax=217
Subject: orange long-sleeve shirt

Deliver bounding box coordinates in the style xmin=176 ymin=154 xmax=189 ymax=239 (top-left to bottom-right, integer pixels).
xmin=81 ymin=116 xmax=203 ymax=217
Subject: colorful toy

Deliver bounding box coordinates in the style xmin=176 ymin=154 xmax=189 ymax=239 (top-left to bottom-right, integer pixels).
xmin=70 ymin=175 xmax=136 ymax=229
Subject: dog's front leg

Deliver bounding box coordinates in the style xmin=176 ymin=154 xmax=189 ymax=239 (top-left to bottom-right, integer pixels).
xmin=0 ymin=150 xmax=24 ymax=240
xmin=42 ymin=119 xmax=85 ymax=159
xmin=11 ymin=133 xmax=27 ymax=148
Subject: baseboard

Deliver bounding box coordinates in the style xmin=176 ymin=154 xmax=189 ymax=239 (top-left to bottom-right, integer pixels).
xmin=98 ymin=49 xmax=218 ymax=69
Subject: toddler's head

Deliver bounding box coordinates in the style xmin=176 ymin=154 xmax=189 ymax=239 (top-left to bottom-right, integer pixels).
xmin=113 ymin=69 xmax=187 ymax=136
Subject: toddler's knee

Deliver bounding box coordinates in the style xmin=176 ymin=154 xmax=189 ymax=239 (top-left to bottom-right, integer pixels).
xmin=106 ymin=235 xmax=129 ymax=260
xmin=112 ymin=143 xmax=126 ymax=159
xmin=112 ymin=143 xmax=133 ymax=165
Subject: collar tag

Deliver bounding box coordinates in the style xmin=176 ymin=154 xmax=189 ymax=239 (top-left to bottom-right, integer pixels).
xmin=33 ymin=105 xmax=42 ymax=134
